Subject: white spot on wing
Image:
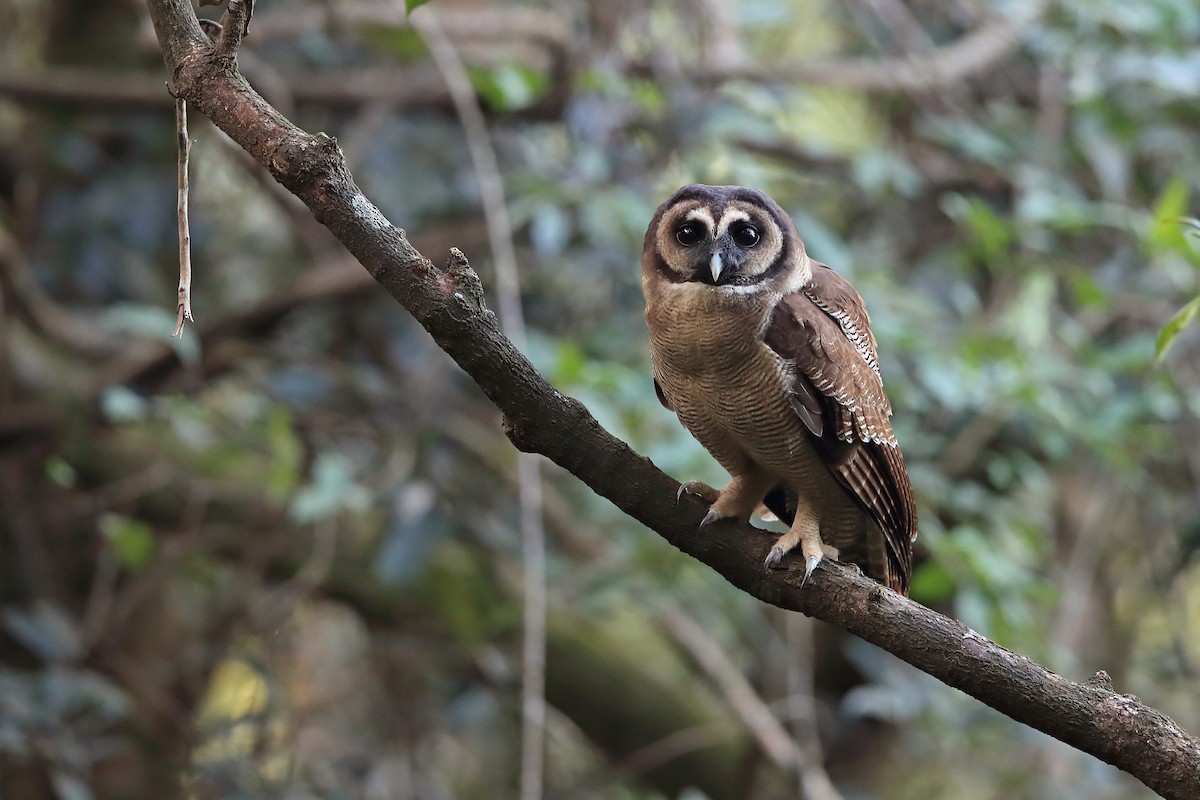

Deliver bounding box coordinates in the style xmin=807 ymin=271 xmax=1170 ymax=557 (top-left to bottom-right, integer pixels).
xmin=804 ymin=290 xmax=879 ymax=375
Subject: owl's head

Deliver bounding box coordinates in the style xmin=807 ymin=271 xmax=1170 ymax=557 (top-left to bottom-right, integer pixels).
xmin=642 ymin=184 xmax=810 ymax=294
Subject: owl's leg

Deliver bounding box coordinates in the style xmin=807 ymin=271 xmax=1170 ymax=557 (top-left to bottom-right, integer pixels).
xmin=764 ymin=502 xmax=839 ymax=585
xmin=694 ymin=469 xmax=777 ymax=528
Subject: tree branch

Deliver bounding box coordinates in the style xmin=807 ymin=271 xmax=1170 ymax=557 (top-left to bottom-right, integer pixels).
xmin=0 ymin=66 xmax=552 ymax=115
xmin=143 ymin=1 xmax=1200 ymax=797
xmin=634 ymin=1 xmax=1046 ymax=92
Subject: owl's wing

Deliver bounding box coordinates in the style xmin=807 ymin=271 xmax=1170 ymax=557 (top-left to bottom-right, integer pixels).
xmin=653 ymin=378 xmax=672 ymax=410
xmin=763 ymin=262 xmax=916 ymax=593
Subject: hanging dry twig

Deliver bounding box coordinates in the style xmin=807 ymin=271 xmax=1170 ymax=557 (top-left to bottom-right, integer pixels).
xmin=172 ymin=95 xmax=193 ymax=337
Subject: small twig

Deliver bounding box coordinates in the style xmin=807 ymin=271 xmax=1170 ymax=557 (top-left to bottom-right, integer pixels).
xmin=80 ymin=546 xmax=120 ymax=651
xmin=632 ymin=0 xmax=1047 ymax=93
xmin=784 ymin=613 xmax=839 ymax=800
xmin=0 ymin=221 xmax=124 ymax=355
xmin=172 ymin=95 xmax=193 ymax=337
xmin=658 ymin=605 xmax=845 ymax=800
xmin=612 ymin=722 xmax=732 ymax=777
xmin=254 ymin=516 xmax=340 ymax=626
xmin=215 ymin=0 xmax=252 ymax=57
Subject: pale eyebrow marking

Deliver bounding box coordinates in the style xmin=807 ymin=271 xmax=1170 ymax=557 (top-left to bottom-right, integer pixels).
xmin=716 ymin=208 xmax=751 ymax=236
xmin=685 ymin=207 xmax=716 ymax=234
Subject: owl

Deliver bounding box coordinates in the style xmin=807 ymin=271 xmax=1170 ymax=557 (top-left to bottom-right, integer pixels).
xmin=642 ymin=184 xmax=917 ymax=594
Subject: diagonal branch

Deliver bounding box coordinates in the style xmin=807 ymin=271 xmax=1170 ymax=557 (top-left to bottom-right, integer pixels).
xmin=143 ymin=1 xmax=1200 ymax=797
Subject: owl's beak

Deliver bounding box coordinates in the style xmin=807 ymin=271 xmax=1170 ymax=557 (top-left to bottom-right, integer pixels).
xmin=709 ymin=252 xmax=724 ymax=282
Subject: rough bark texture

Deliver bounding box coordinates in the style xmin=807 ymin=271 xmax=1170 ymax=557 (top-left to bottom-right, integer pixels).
xmin=145 ymin=2 xmax=1200 ymax=797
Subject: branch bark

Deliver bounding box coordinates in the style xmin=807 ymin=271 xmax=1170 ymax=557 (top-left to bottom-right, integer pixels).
xmin=144 ymin=1 xmax=1200 ymax=797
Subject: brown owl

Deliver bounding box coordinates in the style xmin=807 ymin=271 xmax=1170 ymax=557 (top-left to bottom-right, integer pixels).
xmin=642 ymin=184 xmax=917 ymax=594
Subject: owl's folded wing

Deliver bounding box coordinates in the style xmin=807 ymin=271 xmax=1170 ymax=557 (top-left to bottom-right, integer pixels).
xmin=763 ymin=262 xmax=917 ymax=593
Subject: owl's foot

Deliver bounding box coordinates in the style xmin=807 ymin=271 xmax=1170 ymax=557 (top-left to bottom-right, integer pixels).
xmin=762 ymin=548 xmax=822 ymax=585
xmin=762 ymin=523 xmax=838 ymax=587
xmin=676 ymin=480 xmax=725 ymax=529
xmin=685 ymin=472 xmax=776 ymax=531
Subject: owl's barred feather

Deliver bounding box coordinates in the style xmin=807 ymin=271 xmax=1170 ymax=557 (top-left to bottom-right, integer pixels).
xmin=642 ymin=184 xmax=916 ymax=594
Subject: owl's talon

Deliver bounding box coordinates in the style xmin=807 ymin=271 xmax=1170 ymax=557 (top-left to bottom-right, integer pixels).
xmin=763 ymin=546 xmax=785 ymax=572
xmin=676 ymin=479 xmax=718 ymax=504
xmin=801 ymin=554 xmax=822 ymax=587
xmin=698 ymin=508 xmax=722 ymax=529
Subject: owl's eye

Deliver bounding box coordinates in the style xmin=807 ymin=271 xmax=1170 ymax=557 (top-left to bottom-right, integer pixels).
xmin=731 ymin=223 xmax=760 ymax=247
xmin=675 ymin=222 xmax=704 ymax=246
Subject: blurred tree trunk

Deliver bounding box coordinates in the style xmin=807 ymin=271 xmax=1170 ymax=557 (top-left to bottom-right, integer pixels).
xmin=546 ymin=611 xmax=758 ymax=798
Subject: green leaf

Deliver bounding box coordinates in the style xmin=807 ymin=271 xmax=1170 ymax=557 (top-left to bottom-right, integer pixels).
xmin=628 ymin=79 xmax=666 ymax=116
xmin=1151 ymin=176 xmax=1188 ymax=240
xmin=359 ymin=25 xmax=427 ymax=60
xmin=98 ymin=513 xmax=156 ymax=570
xmin=45 ymin=456 xmax=77 ymax=488
xmin=1067 ymin=269 xmax=1110 ymax=309
xmin=1156 ymin=294 xmax=1200 ymax=363
xmin=264 ymin=406 xmax=302 ymax=503
xmin=1147 ymin=177 xmax=1200 ymax=266
xmin=468 ymin=64 xmax=549 ymax=111
xmin=941 ymin=194 xmax=1013 ymax=263
xmin=909 ymin=561 xmax=957 ymax=603
xmin=405 ymin=0 xmax=432 ymax=15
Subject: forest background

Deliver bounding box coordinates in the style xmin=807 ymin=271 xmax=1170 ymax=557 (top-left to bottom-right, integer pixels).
xmin=1 ymin=0 xmax=1199 ymax=798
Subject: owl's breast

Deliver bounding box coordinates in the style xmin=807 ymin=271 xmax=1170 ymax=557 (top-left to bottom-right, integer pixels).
xmin=646 ymin=283 xmax=776 ymax=377
xmin=647 ymin=285 xmax=810 ymax=472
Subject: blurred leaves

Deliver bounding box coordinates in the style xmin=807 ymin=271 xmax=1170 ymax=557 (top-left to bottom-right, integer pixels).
xmin=288 ymin=452 xmax=370 ymax=523
xmin=2 ymin=604 xmax=81 ymax=665
xmin=102 ymin=304 xmax=200 ymax=363
xmin=2 ymin=0 xmax=1199 ymax=798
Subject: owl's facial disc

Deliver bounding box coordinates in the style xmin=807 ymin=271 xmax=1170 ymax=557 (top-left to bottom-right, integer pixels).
xmin=672 ymin=204 xmax=764 ymax=286
xmin=653 ymin=194 xmax=784 ymax=289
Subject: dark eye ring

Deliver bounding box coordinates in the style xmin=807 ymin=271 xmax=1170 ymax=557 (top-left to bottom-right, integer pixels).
xmin=731 ymin=224 xmax=760 ymax=247
xmin=675 ymin=222 xmax=704 ymax=246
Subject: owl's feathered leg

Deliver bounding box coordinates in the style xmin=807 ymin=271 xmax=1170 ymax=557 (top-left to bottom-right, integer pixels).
xmin=764 ymin=501 xmax=839 ymax=584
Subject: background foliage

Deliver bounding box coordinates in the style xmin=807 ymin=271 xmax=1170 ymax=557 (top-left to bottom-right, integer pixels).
xmin=1 ymin=0 xmax=1199 ymax=798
